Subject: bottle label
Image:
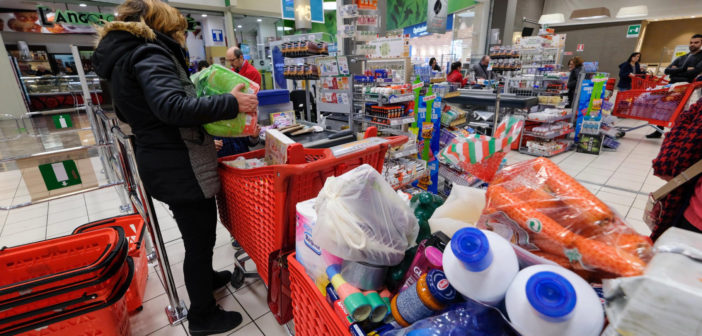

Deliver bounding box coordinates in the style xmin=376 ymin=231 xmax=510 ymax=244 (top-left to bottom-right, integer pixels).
xmin=437 ymin=279 xmax=449 ymax=291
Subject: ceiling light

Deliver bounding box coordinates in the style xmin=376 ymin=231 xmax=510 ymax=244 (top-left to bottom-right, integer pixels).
xmin=570 ymin=7 xmax=611 ymax=20
xmin=114 ymin=12 xmax=118 ymax=16
xmin=538 ymin=13 xmax=565 ymax=25
xmin=201 ymin=14 xmax=207 ymax=17
xmin=457 ymin=11 xmax=475 ymax=18
xmin=79 ymin=3 xmax=87 ymax=7
xmin=277 ymin=27 xmax=283 ymax=31
xmin=237 ymin=25 xmax=243 ymax=28
xmin=323 ymin=2 xmax=336 ymax=11
xmin=284 ymin=27 xmax=293 ymax=31
xmin=257 ymin=18 xmax=262 ymax=22
xmin=616 ymin=5 xmax=648 ymax=18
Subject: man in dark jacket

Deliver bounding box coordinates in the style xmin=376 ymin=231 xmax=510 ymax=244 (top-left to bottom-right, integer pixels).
xmin=92 ymin=11 xmax=257 ymax=335
xmin=648 ymin=34 xmax=702 ymax=138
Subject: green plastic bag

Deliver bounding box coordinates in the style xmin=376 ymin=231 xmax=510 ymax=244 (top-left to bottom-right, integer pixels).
xmin=191 ymin=64 xmax=260 ymax=137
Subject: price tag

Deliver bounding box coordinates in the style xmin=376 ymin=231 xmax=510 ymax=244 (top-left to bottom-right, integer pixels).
xmin=422 ymin=95 xmax=436 ymax=102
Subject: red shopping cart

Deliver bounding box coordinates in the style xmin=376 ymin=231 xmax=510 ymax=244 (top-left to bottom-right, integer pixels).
xmin=216 ymin=128 xmax=407 ymax=323
xmin=630 ymin=74 xmax=669 ymax=90
xmin=612 ymin=81 xmax=702 ymax=137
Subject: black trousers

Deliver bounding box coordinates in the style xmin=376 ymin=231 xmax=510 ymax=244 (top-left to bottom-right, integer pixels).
xmin=169 ymin=197 xmax=218 ymax=316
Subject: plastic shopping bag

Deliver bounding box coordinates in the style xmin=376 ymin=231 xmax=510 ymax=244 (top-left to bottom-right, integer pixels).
xmin=428 ymin=185 xmax=486 ymax=237
xmin=313 ymin=164 xmax=419 ymax=266
xmin=480 ymin=157 xmax=653 ymax=281
xmin=190 ymin=64 xmax=260 ymax=137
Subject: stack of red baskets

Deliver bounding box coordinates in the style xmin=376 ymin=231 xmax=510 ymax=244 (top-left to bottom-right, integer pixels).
xmin=0 ymin=226 xmax=134 ymax=336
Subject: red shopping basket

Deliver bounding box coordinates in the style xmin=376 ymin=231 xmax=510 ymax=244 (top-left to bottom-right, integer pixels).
xmin=73 ymin=214 xmax=149 ymax=313
xmin=613 ymin=82 xmax=702 ymax=127
xmin=288 ymin=253 xmax=347 ymax=336
xmin=0 ymin=229 xmax=132 ymax=336
xmin=631 ymin=74 xmax=668 ymax=90
xmin=7 ymin=257 xmax=134 ymax=336
xmin=216 ymin=135 xmax=407 ymax=287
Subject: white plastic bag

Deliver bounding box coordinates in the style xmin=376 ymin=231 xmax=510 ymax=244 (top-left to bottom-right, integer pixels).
xmin=428 ymin=185 xmax=486 ymax=237
xmin=313 ymin=164 xmax=419 ymax=266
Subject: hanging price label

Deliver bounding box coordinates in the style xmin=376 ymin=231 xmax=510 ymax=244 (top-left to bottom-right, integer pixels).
xmin=422 ymin=94 xmax=436 ymax=102
xmin=412 ymin=83 xmax=424 ymax=90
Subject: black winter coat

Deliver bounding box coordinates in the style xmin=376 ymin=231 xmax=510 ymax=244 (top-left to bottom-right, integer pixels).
xmin=92 ymin=21 xmax=239 ymax=204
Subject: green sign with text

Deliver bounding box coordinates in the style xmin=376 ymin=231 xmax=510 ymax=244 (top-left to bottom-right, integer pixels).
xmin=37 ymin=6 xmax=115 ymax=26
xmin=627 ymin=24 xmax=641 ymax=38
xmin=39 ymin=160 xmax=82 ymax=191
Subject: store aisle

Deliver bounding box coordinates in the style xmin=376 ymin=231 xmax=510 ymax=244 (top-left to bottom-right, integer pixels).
xmin=0 ymin=118 xmax=664 ymax=335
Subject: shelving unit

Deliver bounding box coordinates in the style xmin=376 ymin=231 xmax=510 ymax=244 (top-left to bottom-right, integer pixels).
xmin=314 ymin=55 xmax=354 ymax=128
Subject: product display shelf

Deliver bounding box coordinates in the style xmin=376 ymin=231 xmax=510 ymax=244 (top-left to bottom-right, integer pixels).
xmin=525 ymin=113 xmax=572 ymax=123
xmin=519 ymin=142 xmax=572 ymax=157
xmin=364 ymin=116 xmax=415 ymax=126
xmin=522 ymin=128 xmax=573 ymax=139
xmin=364 ymin=93 xmax=415 ymax=104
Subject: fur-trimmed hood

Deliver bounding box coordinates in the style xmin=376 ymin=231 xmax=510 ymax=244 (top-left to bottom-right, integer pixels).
xmin=92 ymin=21 xmax=159 ymax=80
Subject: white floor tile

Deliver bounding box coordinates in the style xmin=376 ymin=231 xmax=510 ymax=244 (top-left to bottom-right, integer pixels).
xmin=129 ymin=292 xmax=171 ymax=336
xmin=0 ymin=226 xmax=46 ymax=247
xmin=143 ymin=267 xmax=166 ymax=302
xmin=2 ymin=216 xmax=47 ymax=236
xmin=6 ymin=203 xmax=48 ymax=224
xmin=47 ymin=207 xmax=88 ymax=225
xmin=575 ymin=172 xmax=610 ymax=185
xmin=229 ymin=322 xmax=264 ymax=336
xmin=232 ymin=280 xmax=270 ymax=320
xmin=597 ymin=191 xmax=634 ymax=207
xmin=148 ymin=325 xmax=188 ymax=336
xmin=46 ymin=217 xmax=88 ymax=237
xmin=180 ymin=287 xmax=253 ymax=335
xmin=254 ymin=312 xmax=289 ymax=336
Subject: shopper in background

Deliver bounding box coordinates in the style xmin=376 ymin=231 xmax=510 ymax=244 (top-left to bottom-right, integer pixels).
xmin=565 ymin=56 xmax=584 ymax=108
xmin=651 ymin=97 xmax=702 ymax=240
xmin=647 ymin=34 xmax=702 ymax=139
xmin=471 ymin=55 xmax=494 ymax=80
xmin=226 ymin=46 xmax=261 ymax=86
xmin=617 ymin=52 xmax=644 ymax=91
xmin=447 ymin=61 xmax=468 ymax=87
xmin=197 ymin=60 xmax=209 ymax=72
xmin=218 ymin=46 xmax=262 ymax=157
xmin=429 ymin=57 xmax=442 ymax=72
xmin=92 ymin=0 xmax=257 ymax=334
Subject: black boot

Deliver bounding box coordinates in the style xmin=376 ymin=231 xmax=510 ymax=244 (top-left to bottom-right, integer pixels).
xmin=188 ymin=305 xmax=243 ymax=336
xmin=646 ymin=130 xmax=662 ymax=139
xmin=212 ymin=270 xmax=232 ymax=291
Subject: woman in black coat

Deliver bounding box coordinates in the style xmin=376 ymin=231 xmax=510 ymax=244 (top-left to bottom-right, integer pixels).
xmin=618 ymin=52 xmax=644 ymax=91
xmin=92 ymin=0 xmax=257 ymax=334
xmin=566 ymin=56 xmax=584 ymax=108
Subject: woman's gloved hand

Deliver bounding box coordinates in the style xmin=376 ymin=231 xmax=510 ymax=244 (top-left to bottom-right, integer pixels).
xmin=230 ymin=83 xmax=258 ymax=115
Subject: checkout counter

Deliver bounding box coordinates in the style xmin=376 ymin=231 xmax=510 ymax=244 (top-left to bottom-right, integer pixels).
xmin=444 ymin=89 xmax=538 ymax=135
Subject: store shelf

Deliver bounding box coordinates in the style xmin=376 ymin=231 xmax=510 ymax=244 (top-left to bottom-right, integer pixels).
xmin=523 ymin=128 xmax=573 ymax=139
xmin=441 ymin=91 xmax=461 ymax=99
xmin=26 ymin=106 xmax=87 ymax=116
xmin=319 ymin=88 xmax=351 ymax=93
xmin=526 ymin=114 xmax=572 ymax=123
xmin=364 ymin=116 xmax=415 ymax=126
xmin=519 ymin=144 xmax=571 ymax=158
xmin=317 ymin=102 xmax=351 ymax=114
xmin=28 ymin=90 xmax=102 ymax=96
xmin=430 ymin=78 xmax=447 ymax=83
xmin=389 ymin=148 xmax=418 ymax=159
xmin=283 ymin=52 xmax=329 ymax=58
xmin=364 ymin=93 xmax=415 ymax=104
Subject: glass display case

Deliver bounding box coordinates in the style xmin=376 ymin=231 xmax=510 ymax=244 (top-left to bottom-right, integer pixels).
xmin=19 ymin=75 xmax=101 ymax=95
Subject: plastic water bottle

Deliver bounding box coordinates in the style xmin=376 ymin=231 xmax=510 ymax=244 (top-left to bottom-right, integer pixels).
xmin=442 ymin=227 xmax=519 ymax=305
xmin=505 ymin=265 xmax=605 ymax=336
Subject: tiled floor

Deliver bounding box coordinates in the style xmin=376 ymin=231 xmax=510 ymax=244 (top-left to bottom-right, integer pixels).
xmin=0 ymin=118 xmax=664 ymax=335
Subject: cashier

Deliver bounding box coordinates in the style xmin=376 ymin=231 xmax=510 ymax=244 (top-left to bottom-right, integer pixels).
xmin=216 ymin=46 xmax=263 ymax=157
xmin=447 ymin=61 xmax=468 ymax=87
xmin=471 ymin=56 xmax=495 ymax=80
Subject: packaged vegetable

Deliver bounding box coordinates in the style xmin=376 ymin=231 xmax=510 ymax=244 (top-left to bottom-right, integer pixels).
xmin=478 ymin=157 xmax=652 ymax=280
xmin=190 ymin=64 xmax=260 ymax=137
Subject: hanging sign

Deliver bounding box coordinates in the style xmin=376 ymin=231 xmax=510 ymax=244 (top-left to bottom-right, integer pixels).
xmin=403 ymin=14 xmax=454 ymax=38
xmin=0 ymin=7 xmax=114 ymax=34
xmin=576 ymin=44 xmax=584 ymax=52
xmin=626 ymin=24 xmax=641 ymax=38
xmin=672 ymin=45 xmax=689 ymax=62
xmin=282 ymin=0 xmax=295 ymax=20
xmin=427 ymin=0 xmax=448 ymax=34
xmin=211 ymin=29 xmax=223 ymax=42
xmin=310 ymin=0 xmax=324 ymax=23
xmin=39 ymin=160 xmax=82 ymax=191
xmin=293 ymin=0 xmax=312 ymax=29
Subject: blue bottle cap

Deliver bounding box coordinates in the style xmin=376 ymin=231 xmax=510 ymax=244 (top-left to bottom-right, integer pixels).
xmin=525 ymin=271 xmax=577 ymax=321
xmin=426 ymin=269 xmax=456 ymax=304
xmin=451 ymin=228 xmax=493 ymax=272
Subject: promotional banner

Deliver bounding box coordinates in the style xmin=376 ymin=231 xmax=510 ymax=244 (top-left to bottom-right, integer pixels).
xmin=426 ymin=0 xmax=448 ymax=34
xmin=0 ymin=7 xmax=114 ymax=34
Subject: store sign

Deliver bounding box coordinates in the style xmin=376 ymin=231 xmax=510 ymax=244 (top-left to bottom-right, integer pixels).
xmin=211 ymin=29 xmax=223 ymax=42
xmin=39 ymin=160 xmax=82 ymax=191
xmin=282 ymin=0 xmax=295 ymax=20
xmin=672 ymin=45 xmax=688 ymax=62
xmin=626 ymin=24 xmax=641 ymax=38
xmin=576 ymin=44 xmax=584 ymax=52
xmin=37 ymin=6 xmax=114 ymax=26
xmin=310 ymin=0 xmax=324 ymax=23
xmin=427 ymin=0 xmax=448 ymax=34
xmin=403 ymin=14 xmax=454 ymax=38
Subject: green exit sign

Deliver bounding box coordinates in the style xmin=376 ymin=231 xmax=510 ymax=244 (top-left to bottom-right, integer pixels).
xmin=627 ymin=24 xmax=641 ymax=38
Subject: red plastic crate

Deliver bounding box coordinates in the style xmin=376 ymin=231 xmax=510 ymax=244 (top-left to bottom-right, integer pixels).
xmin=217 ymin=136 xmax=406 ymax=286
xmin=73 ymin=215 xmax=148 ymax=313
xmin=288 ymin=253 xmax=346 ymax=336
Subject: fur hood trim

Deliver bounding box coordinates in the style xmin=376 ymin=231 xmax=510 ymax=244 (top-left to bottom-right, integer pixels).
xmin=96 ymin=21 xmax=156 ymax=45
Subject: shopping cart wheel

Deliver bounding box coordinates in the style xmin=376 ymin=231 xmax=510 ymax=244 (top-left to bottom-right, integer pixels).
xmin=231 ymin=267 xmax=246 ymax=289
xmin=135 ymin=306 xmax=144 ymax=312
xmin=231 ymin=237 xmax=241 ymax=250
xmin=616 ymin=131 xmax=626 ymax=139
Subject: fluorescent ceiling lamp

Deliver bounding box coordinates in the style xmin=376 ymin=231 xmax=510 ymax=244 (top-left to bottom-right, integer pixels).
xmin=79 ymin=3 xmax=87 ymax=7
xmin=201 ymin=14 xmax=207 ymax=17
xmin=323 ymin=2 xmax=336 ymax=11
xmin=538 ymin=13 xmax=565 ymax=24
xmin=277 ymin=27 xmax=283 ymax=31
xmin=284 ymin=27 xmax=293 ymax=31
xmin=257 ymin=18 xmax=262 ymax=22
xmin=237 ymin=24 xmax=243 ymax=28
xmin=616 ymin=5 xmax=648 ymax=18
xmin=571 ymin=7 xmax=611 ymax=20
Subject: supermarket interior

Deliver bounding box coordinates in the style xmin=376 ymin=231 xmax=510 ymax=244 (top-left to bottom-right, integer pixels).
xmin=1 ymin=0 xmax=702 ymax=336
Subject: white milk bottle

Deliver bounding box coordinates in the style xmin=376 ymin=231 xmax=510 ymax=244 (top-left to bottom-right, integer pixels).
xmin=505 ymin=264 xmax=604 ymax=336
xmin=442 ymin=227 xmax=519 ymax=305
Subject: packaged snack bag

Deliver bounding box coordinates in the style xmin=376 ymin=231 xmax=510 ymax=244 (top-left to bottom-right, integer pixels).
xmin=191 ymin=64 xmax=260 ymax=137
